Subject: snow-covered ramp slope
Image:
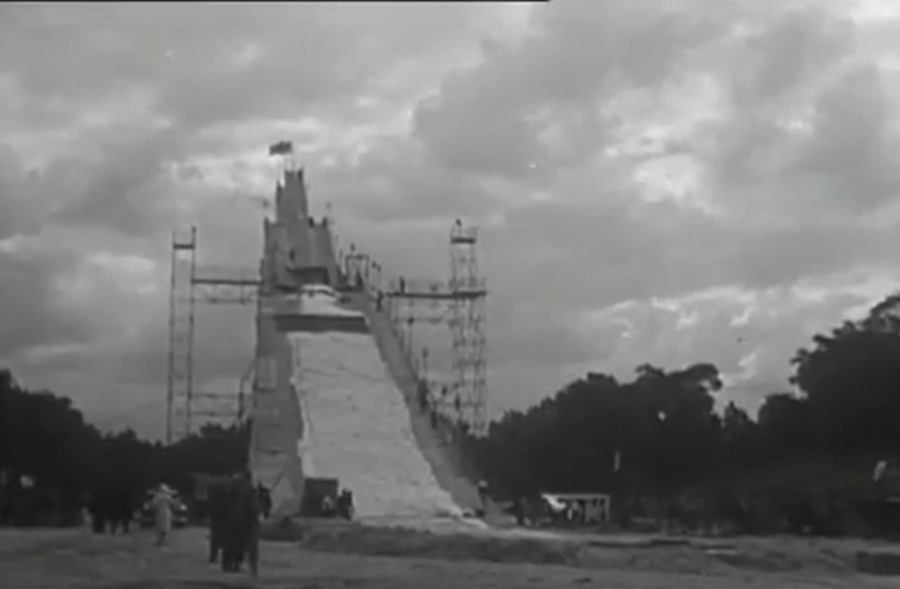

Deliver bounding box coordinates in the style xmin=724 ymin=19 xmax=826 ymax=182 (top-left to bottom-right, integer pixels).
xmin=290 ymin=328 xmax=467 ymax=522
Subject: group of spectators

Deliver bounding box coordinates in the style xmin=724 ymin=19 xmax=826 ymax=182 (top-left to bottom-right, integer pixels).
xmin=206 ymin=471 xmax=272 ymax=576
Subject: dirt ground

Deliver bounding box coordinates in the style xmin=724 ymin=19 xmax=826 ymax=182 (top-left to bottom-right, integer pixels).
xmin=0 ymin=526 xmax=895 ymax=589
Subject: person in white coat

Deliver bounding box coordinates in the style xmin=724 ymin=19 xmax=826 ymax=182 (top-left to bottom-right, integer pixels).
xmin=151 ymin=484 xmax=175 ymax=546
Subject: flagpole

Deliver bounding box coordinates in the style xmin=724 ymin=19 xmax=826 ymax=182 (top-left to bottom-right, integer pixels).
xmin=268 ymin=141 xmax=296 ymax=178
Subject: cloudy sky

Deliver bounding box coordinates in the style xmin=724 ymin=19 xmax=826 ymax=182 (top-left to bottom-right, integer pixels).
xmin=3 ymin=0 xmax=900 ymax=438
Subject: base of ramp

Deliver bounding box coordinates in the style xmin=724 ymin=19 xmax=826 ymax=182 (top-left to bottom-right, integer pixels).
xmin=857 ymin=549 xmax=900 ymax=575
xmin=355 ymin=515 xmax=490 ymax=534
xmin=260 ymin=516 xmax=573 ymax=545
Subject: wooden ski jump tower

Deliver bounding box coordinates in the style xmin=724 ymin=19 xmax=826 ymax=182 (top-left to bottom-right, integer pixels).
xmin=167 ymin=139 xmax=490 ymax=442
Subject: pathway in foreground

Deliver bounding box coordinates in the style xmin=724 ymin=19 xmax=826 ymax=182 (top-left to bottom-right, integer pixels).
xmin=0 ymin=527 xmax=889 ymax=589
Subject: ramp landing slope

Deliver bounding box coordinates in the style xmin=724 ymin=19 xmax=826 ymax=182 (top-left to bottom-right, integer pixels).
xmin=353 ymin=292 xmax=484 ymax=514
xmin=288 ymin=288 xmax=485 ymax=529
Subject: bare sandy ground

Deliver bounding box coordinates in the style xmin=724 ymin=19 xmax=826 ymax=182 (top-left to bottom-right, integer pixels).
xmin=0 ymin=526 xmax=894 ymax=589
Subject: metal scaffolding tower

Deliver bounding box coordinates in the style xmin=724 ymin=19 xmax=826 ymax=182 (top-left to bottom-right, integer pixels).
xmin=166 ymin=227 xmax=196 ymax=446
xmin=449 ymin=220 xmax=488 ymax=434
xmin=383 ymin=220 xmax=488 ymax=435
xmin=166 ymin=226 xmax=261 ymax=445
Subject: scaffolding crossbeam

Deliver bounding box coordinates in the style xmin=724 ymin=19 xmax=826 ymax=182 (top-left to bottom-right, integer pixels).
xmin=193 ymin=265 xmax=260 ymax=285
xmin=193 ymin=277 xmax=261 ymax=286
xmin=382 ymin=277 xmax=486 ymax=298
xmin=193 ymin=288 xmax=258 ymax=305
xmin=386 ymin=290 xmax=486 ymax=300
xmin=192 ymin=391 xmax=240 ymax=399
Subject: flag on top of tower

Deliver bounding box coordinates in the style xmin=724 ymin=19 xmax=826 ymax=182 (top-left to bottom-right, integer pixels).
xmin=268 ymin=140 xmax=293 ymax=156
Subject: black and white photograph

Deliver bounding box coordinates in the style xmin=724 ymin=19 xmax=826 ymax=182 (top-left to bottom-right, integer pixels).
xmin=3 ymin=1 xmax=900 ymax=587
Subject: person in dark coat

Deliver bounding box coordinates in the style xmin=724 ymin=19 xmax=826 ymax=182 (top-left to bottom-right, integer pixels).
xmin=221 ymin=472 xmax=260 ymax=576
xmin=220 ymin=475 xmax=243 ymax=572
xmin=512 ymin=495 xmax=526 ymax=526
xmin=257 ymin=483 xmax=272 ymax=520
xmin=107 ymin=493 xmax=132 ymax=535
xmin=89 ymin=491 xmax=107 ymax=534
xmin=90 ymin=489 xmax=119 ymax=534
xmin=337 ymin=488 xmax=354 ymax=520
xmin=207 ymin=479 xmax=230 ymax=564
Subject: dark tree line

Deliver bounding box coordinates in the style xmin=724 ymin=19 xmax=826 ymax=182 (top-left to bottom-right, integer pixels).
xmin=461 ymin=293 xmax=900 ymax=528
xmin=0 ymin=369 xmax=249 ymax=527
xmin=7 ymin=291 xmax=900 ymax=532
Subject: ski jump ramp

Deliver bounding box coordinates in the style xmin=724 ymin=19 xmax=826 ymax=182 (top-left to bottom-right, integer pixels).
xmin=248 ymin=167 xmax=483 ymax=530
xmin=251 ymin=285 xmax=485 ymax=530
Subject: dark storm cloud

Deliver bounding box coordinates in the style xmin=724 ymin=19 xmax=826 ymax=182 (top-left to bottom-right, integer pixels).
xmin=3 ymin=0 xmax=900 ymax=429
xmin=107 ymin=303 xmax=256 ymax=391
xmin=0 ymin=246 xmax=90 ymax=358
xmin=45 ymin=128 xmax=184 ymax=239
xmin=789 ymin=63 xmax=900 ymax=212
xmin=726 ymin=5 xmax=855 ymax=110
xmin=486 ymin=300 xmax=597 ymax=367
xmin=488 ymin=190 xmax=900 ymax=324
xmin=387 ymin=0 xmax=900 ymax=411
xmin=0 ymin=146 xmax=42 ymax=240
xmin=0 ymin=3 xmax=487 ymax=129
xmin=0 ymin=2 xmax=495 ymax=431
xmin=321 ymin=0 xmax=900 ymax=412
xmin=410 ymin=0 xmax=720 ymax=184
xmin=316 ymin=136 xmax=506 ymax=226
xmin=594 ymin=280 xmax=878 ymax=414
xmin=709 ymin=6 xmax=900 ymax=219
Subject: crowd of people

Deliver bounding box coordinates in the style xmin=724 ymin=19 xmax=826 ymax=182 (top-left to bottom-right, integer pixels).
xmin=78 ymin=470 xmax=272 ymax=578
xmin=206 ymin=471 xmax=271 ymax=575
xmin=87 ymin=488 xmax=141 ymax=535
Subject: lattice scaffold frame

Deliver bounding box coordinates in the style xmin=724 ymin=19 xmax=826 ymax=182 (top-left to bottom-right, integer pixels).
xmin=166 ymin=225 xmax=262 ymax=445
xmin=383 ymin=221 xmax=488 ymax=436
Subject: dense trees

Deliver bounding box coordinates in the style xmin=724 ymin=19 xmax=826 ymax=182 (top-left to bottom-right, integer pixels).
xmin=463 ymin=292 xmax=900 ymax=519
xmin=466 ymin=362 xmax=732 ymax=499
xmin=0 ymin=371 xmax=248 ymax=526
xmin=6 ymin=290 xmax=900 ymax=530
